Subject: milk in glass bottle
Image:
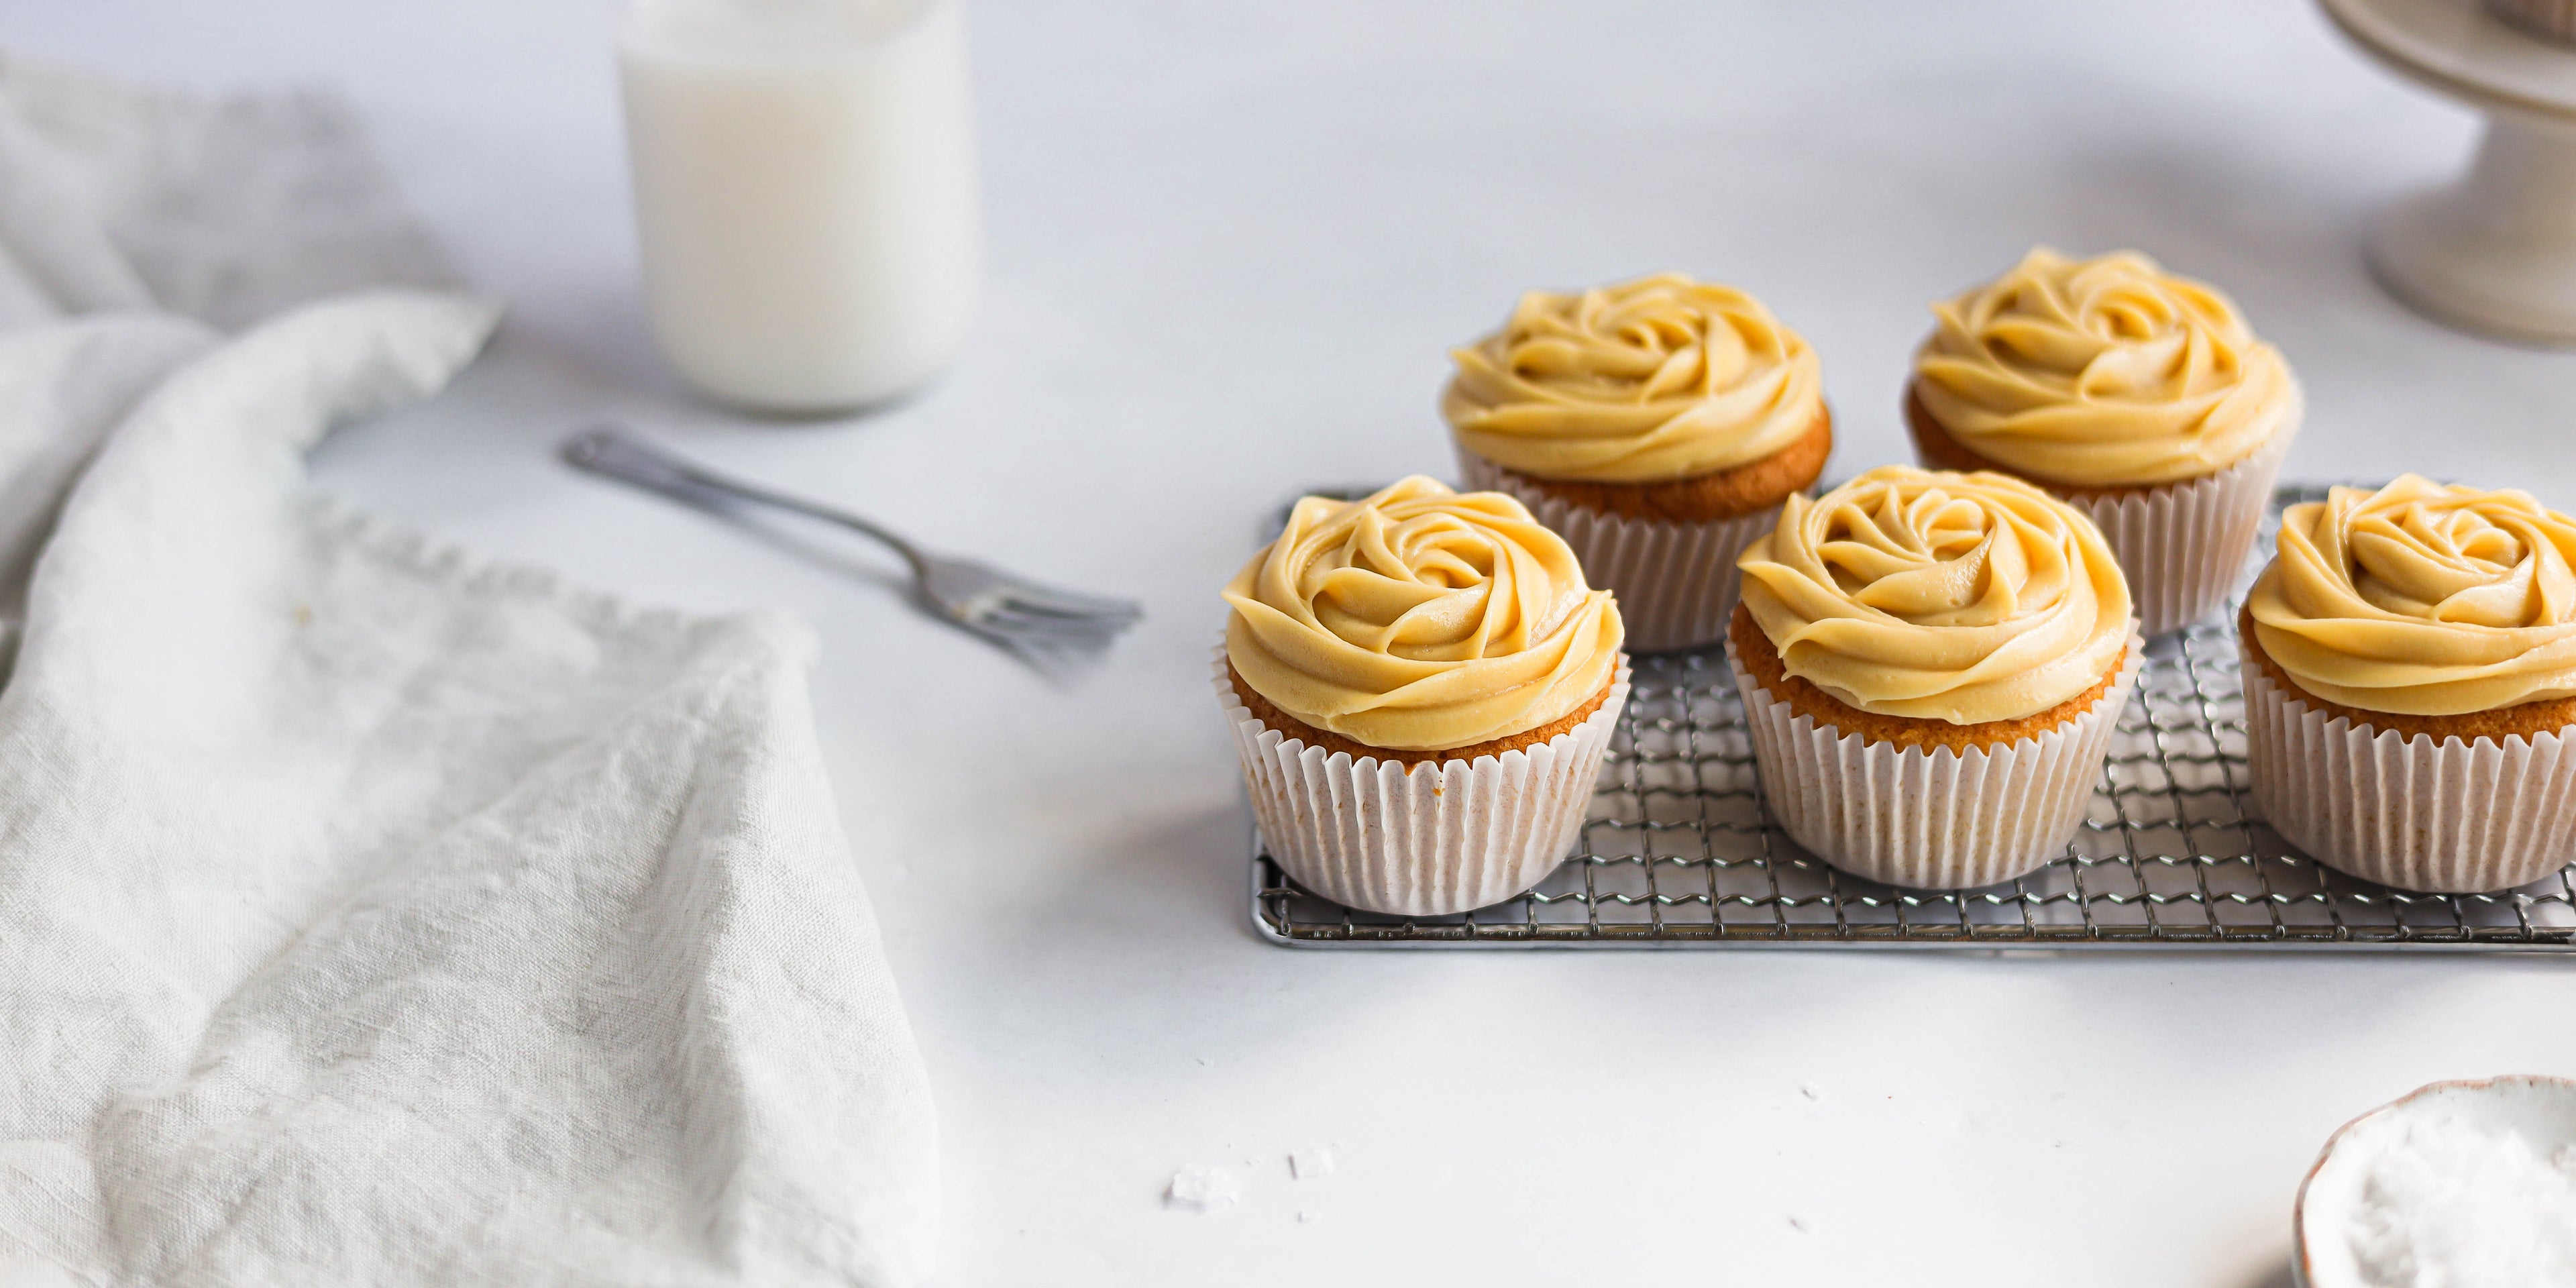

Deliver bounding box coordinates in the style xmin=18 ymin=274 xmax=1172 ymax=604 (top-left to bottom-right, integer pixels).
xmin=620 ymin=0 xmax=979 ymax=412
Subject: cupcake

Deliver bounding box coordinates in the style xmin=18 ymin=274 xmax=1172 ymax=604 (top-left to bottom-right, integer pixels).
xmin=1729 ymin=466 xmax=2144 ymax=889
xmin=1217 ymin=476 xmax=1631 ymax=915
xmin=2243 ymin=476 xmax=2576 ymax=893
xmin=1444 ymin=272 xmax=1831 ymax=652
xmin=1908 ymin=248 xmax=2302 ymax=637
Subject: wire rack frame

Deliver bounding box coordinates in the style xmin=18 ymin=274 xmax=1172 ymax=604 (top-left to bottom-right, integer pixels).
xmin=1250 ymin=484 xmax=2576 ymax=950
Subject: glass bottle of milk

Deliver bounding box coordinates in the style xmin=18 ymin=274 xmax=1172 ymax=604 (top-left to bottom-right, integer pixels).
xmin=619 ymin=0 xmax=978 ymax=413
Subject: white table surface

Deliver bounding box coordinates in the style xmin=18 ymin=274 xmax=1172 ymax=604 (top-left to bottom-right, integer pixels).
xmin=22 ymin=1 xmax=2576 ymax=1283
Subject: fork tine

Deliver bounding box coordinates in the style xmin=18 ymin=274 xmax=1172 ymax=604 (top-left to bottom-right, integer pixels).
xmin=990 ymin=580 xmax=1144 ymax=621
xmin=961 ymin=621 xmax=1120 ymax=680
xmin=978 ymin=602 xmax=1137 ymax=640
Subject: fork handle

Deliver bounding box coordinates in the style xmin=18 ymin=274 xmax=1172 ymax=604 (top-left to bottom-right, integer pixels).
xmin=562 ymin=425 xmax=928 ymax=572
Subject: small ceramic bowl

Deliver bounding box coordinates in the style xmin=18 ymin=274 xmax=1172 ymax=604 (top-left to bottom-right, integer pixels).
xmin=2293 ymin=1075 xmax=2576 ymax=1287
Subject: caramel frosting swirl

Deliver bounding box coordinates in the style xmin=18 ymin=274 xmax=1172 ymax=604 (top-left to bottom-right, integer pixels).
xmin=1443 ymin=273 xmax=1825 ymax=484
xmin=1913 ymin=248 xmax=2298 ymax=487
xmin=1224 ymin=477 xmax=1624 ymax=752
xmin=1737 ymin=466 xmax=2134 ymax=724
xmin=2248 ymin=476 xmax=2576 ymax=717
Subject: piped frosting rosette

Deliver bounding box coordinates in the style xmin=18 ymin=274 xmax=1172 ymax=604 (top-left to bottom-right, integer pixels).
xmin=1728 ymin=466 xmax=2143 ymax=889
xmin=1916 ymin=248 xmax=2296 ymax=487
xmin=1217 ymin=477 xmax=1629 ymax=915
xmin=2250 ymin=476 xmax=2576 ymax=716
xmin=1444 ymin=273 xmax=1827 ymax=647
xmin=1739 ymin=468 xmax=2135 ymax=722
xmin=2243 ymin=476 xmax=2576 ymax=892
xmin=1224 ymin=477 xmax=1623 ymax=751
xmin=1444 ymin=273 xmax=1823 ymax=484
xmin=1912 ymin=248 xmax=2301 ymax=635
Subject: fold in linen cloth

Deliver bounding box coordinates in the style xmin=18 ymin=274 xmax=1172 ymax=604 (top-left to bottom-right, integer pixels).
xmin=0 ymin=56 xmax=936 ymax=1287
xmin=0 ymin=52 xmax=454 ymax=330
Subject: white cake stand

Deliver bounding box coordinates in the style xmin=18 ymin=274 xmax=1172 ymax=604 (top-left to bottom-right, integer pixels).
xmin=2322 ymin=0 xmax=2576 ymax=342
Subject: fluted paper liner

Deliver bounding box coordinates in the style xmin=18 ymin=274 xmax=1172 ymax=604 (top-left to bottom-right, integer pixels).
xmin=1727 ymin=632 xmax=2144 ymax=890
xmin=2243 ymin=656 xmax=2576 ymax=893
xmin=1458 ymin=450 xmax=1785 ymax=653
xmin=1216 ymin=649 xmax=1630 ymax=916
xmin=2060 ymin=421 xmax=2294 ymax=638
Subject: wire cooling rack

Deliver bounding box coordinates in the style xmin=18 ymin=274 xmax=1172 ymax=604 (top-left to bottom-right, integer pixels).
xmin=1251 ymin=484 xmax=2576 ymax=950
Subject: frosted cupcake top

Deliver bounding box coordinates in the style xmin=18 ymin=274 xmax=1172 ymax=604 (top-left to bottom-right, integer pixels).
xmin=1913 ymin=248 xmax=2298 ymax=488
xmin=1737 ymin=466 xmax=2134 ymax=724
xmin=2247 ymin=476 xmax=2576 ymax=717
xmin=1224 ymin=477 xmax=1624 ymax=752
xmin=1443 ymin=273 xmax=1825 ymax=484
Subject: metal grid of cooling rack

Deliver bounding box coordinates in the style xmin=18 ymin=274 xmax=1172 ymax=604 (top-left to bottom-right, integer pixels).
xmin=1250 ymin=484 xmax=2576 ymax=950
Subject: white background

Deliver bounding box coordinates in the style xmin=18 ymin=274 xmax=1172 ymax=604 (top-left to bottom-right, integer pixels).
xmin=21 ymin=1 xmax=2576 ymax=1283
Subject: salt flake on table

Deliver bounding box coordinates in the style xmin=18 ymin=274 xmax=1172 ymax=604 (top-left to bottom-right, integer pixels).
xmin=1289 ymin=1147 xmax=1335 ymax=1179
xmin=1163 ymin=1166 xmax=1239 ymax=1214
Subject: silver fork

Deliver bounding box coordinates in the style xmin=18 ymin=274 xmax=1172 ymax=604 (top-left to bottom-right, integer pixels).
xmin=561 ymin=425 xmax=1143 ymax=654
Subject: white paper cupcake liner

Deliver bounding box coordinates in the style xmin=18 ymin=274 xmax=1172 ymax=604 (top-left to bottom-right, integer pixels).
xmin=1458 ymin=450 xmax=1786 ymax=653
xmin=2242 ymin=653 xmax=2576 ymax=893
xmin=1727 ymin=630 xmax=2144 ymax=890
xmin=1216 ymin=649 xmax=1630 ymax=916
xmin=2061 ymin=423 xmax=2294 ymax=639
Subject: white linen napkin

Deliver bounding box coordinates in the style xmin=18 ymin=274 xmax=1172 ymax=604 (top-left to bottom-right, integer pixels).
xmin=0 ymin=55 xmax=938 ymax=1288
